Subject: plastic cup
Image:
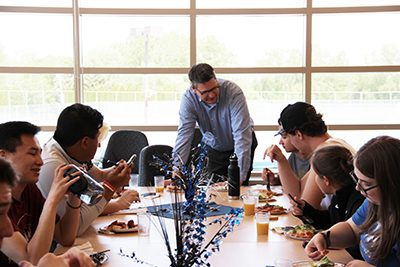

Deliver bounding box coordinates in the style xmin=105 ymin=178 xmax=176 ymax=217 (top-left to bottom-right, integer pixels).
xmin=154 ymin=175 xmax=165 ymax=193
xmin=274 ymin=259 xmax=293 ymax=267
xmin=255 ymin=211 xmax=270 ymax=235
xmin=242 ymin=195 xmax=256 ymax=216
xmin=247 ymin=189 xmax=259 ymax=206
xmin=129 ymin=174 xmax=139 ymax=188
xmin=137 ymin=212 xmax=150 ymax=236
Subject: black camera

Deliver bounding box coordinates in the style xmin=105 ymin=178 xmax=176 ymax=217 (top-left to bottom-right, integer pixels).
xmin=63 ymin=166 xmax=89 ymax=195
xmin=62 ymin=164 xmax=105 ymax=206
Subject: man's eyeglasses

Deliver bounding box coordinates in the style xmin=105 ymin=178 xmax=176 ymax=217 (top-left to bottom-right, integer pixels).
xmin=194 ymin=84 xmax=220 ymax=96
xmin=350 ymin=171 xmax=377 ymax=195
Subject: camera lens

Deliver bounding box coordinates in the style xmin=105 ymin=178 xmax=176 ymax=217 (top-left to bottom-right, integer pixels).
xmin=64 ymin=166 xmax=89 ymax=194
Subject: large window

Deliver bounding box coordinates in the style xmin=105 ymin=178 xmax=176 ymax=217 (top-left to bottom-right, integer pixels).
xmin=1 ymin=1 xmax=400 ymax=157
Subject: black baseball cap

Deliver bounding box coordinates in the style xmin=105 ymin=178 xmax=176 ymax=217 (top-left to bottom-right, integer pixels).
xmin=275 ymin=102 xmax=315 ymax=135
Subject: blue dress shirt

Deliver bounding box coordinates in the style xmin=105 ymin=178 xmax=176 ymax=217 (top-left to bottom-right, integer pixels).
xmin=173 ymin=78 xmax=253 ymax=181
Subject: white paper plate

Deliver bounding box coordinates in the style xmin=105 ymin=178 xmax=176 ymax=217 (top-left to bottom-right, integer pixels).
xmin=292 ymin=261 xmax=345 ymax=267
xmin=284 ymin=230 xmax=315 ymax=241
xmin=98 ymin=226 xmax=138 ymax=235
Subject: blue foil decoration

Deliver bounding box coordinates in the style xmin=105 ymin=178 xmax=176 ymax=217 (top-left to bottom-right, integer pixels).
xmin=142 ymin=139 xmax=243 ymax=267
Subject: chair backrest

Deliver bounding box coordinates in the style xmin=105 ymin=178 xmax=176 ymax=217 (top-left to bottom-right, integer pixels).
xmin=191 ymin=128 xmax=203 ymax=149
xmin=138 ymin=144 xmax=173 ymax=186
xmin=186 ymin=127 xmax=203 ymax=165
xmin=102 ymin=130 xmax=149 ymax=174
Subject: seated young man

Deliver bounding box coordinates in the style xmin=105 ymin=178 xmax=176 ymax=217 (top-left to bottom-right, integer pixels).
xmin=264 ymin=102 xmax=354 ymax=209
xmin=37 ymin=103 xmax=139 ymax=236
xmin=262 ymin=126 xmax=310 ymax=186
xmin=0 ymin=157 xmax=94 ymax=267
xmin=0 ymin=121 xmax=81 ymax=266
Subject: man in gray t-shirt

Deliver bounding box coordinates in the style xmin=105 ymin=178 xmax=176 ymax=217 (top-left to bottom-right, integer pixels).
xmin=287 ymin=150 xmax=310 ymax=179
xmin=262 ymin=128 xmax=310 ymax=184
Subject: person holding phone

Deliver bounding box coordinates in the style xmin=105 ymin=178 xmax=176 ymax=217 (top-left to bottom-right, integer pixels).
xmin=290 ymin=145 xmax=364 ymax=229
xmin=37 ymin=104 xmax=139 ymax=236
xmin=289 ymin=145 xmax=364 ymax=259
xmin=305 ymin=136 xmax=400 ymax=267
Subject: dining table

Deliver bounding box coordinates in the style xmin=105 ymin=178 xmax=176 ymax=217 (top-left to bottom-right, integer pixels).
xmin=57 ymin=185 xmax=354 ymax=266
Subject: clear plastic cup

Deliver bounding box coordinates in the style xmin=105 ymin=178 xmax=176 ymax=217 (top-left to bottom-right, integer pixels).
xmin=242 ymin=195 xmax=257 ymax=216
xmin=255 ymin=211 xmax=270 ymax=235
xmin=154 ymin=175 xmax=165 ymax=194
xmin=247 ymin=189 xmax=259 ymax=206
xmin=137 ymin=212 xmax=151 ymax=236
xmin=129 ymin=173 xmax=139 ymax=188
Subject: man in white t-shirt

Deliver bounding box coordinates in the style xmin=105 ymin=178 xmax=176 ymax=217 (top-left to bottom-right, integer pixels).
xmin=37 ymin=104 xmax=139 ymax=236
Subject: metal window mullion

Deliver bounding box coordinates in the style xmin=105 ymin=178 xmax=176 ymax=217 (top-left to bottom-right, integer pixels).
xmin=72 ymin=0 xmax=82 ymax=103
xmin=190 ymin=0 xmax=196 ymax=66
xmin=304 ymin=0 xmax=313 ymax=103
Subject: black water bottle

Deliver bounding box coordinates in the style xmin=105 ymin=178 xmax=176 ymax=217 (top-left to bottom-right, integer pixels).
xmin=228 ymin=153 xmax=240 ymax=200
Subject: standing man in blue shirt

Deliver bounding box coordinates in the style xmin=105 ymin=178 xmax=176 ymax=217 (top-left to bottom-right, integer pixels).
xmin=173 ymin=63 xmax=257 ymax=185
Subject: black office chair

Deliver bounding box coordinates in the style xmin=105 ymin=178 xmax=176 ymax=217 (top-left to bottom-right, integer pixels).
xmin=102 ymin=130 xmax=149 ymax=174
xmin=138 ymin=144 xmax=173 ymax=186
xmin=186 ymin=128 xmax=203 ymax=165
xmin=191 ymin=128 xmax=203 ymax=149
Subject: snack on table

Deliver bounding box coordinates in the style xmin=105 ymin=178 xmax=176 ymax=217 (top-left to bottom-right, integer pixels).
xmin=292 ymin=256 xmax=341 ymax=267
xmin=257 ymin=189 xmax=282 ymax=197
xmin=285 ymin=224 xmax=317 ymax=241
xmin=255 ymin=204 xmax=287 ymax=215
xmin=210 ymin=181 xmax=228 ymax=192
xmin=250 ymin=188 xmax=282 ymax=202
xmin=99 ymin=219 xmax=138 ymax=234
xmin=313 ymin=256 xmax=335 ymax=267
xmin=272 ymin=226 xmax=295 ymax=234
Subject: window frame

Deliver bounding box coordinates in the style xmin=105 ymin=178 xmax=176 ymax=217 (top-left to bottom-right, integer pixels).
xmin=0 ymin=2 xmax=399 ymax=132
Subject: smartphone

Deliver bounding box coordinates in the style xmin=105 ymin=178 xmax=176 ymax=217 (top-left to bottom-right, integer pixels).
xmin=126 ymin=154 xmax=137 ymax=167
xmin=90 ymin=250 xmax=109 ymax=266
xmin=288 ymin=193 xmax=301 ymax=206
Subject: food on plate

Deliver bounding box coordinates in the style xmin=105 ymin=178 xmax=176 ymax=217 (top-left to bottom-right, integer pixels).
xmin=313 ymin=256 xmax=335 ymax=267
xmin=285 ymin=224 xmax=317 ymax=240
xmin=272 ymin=226 xmax=295 ymax=234
xmin=258 ymin=189 xmax=282 ymax=197
xmin=269 ymin=216 xmax=279 ymax=221
xmin=251 ymin=189 xmax=281 ymax=202
xmin=104 ymin=219 xmax=137 ymax=232
xmin=292 ymin=256 xmax=341 ymax=267
xmin=210 ymin=182 xmax=228 ymax=192
xmin=255 ymin=204 xmax=287 ymax=215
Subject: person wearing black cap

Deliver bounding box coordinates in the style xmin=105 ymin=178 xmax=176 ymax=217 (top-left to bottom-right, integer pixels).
xmin=264 ymin=102 xmax=354 ymax=209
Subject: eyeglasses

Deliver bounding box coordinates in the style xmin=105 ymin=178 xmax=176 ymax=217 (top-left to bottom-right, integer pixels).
xmin=194 ymin=84 xmax=220 ymax=96
xmin=350 ymin=171 xmax=377 ymax=195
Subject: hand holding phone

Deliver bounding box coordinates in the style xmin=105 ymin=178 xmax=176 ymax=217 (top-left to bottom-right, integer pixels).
xmin=126 ymin=154 xmax=137 ymax=167
xmin=288 ymin=193 xmax=314 ymax=224
xmin=288 ymin=193 xmax=302 ymax=206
